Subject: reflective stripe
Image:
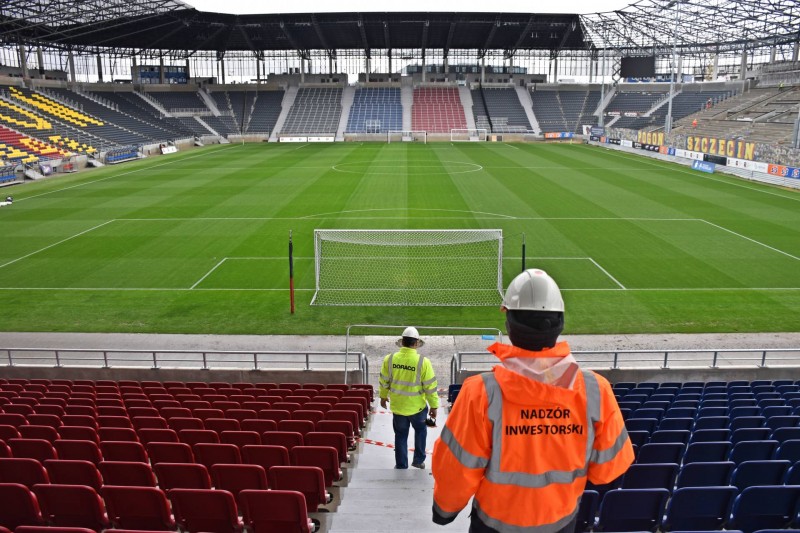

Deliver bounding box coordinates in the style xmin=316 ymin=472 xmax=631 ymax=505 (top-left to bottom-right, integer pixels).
xmin=433 ymin=501 xmax=460 ymax=520
xmin=590 ymin=427 xmax=630 ymax=464
xmin=440 ymin=425 xmax=489 ymax=469
xmin=392 ymin=378 xmax=424 ymax=387
xmin=474 ymin=500 xmax=579 ymax=533
xmin=582 ymin=370 xmax=600 ymax=468
xmin=422 ymin=377 xmax=437 ymax=386
xmin=480 ymin=371 xmax=599 ymax=489
xmin=388 ymin=387 xmax=423 ymax=397
xmin=387 ymin=353 xmax=394 ymax=383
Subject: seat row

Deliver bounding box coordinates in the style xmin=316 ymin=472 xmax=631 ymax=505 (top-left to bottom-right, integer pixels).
xmin=631 ymin=440 xmax=800 ymax=469
xmin=577 ymin=485 xmax=800 ymax=533
xmin=0 ymin=482 xmax=317 ymax=533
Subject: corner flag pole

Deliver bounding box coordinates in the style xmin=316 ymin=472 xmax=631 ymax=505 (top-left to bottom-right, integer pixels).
xmin=521 ymin=233 xmax=526 ymax=272
xmin=289 ymin=230 xmax=295 ymax=314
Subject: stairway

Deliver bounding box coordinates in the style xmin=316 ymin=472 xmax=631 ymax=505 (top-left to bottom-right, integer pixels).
xmin=324 ymin=404 xmax=471 ymax=532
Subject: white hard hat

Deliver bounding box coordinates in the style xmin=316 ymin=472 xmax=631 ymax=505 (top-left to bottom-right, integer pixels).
xmin=502 ymin=269 xmax=564 ymax=312
xmin=396 ymin=326 xmax=424 ymax=347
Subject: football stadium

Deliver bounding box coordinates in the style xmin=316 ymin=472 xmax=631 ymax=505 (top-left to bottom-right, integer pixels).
xmin=0 ymin=0 xmax=799 ymax=531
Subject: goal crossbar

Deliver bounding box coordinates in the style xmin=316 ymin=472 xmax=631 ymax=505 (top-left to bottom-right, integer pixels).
xmin=387 ymin=130 xmax=427 ymax=143
xmin=312 ymin=229 xmax=503 ymax=306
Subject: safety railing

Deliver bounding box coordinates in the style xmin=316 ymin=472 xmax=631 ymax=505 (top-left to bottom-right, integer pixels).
xmin=0 ymin=348 xmax=367 ymax=378
xmin=451 ymin=348 xmax=800 ymax=384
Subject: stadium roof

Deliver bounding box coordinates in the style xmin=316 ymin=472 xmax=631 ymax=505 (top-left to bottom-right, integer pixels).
xmin=0 ymin=0 xmax=798 ymax=56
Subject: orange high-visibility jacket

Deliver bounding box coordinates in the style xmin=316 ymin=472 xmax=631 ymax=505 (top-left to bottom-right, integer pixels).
xmin=432 ymin=342 xmax=634 ymax=533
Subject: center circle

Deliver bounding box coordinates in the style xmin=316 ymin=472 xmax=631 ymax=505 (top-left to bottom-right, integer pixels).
xmin=332 ymin=160 xmax=482 ymax=175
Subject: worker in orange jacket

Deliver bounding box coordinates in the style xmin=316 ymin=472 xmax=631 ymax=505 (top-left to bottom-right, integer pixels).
xmin=431 ymin=269 xmax=634 ymax=533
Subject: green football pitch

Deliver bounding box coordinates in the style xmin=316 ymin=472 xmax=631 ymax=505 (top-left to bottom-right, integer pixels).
xmin=1 ymin=141 xmax=799 ymax=335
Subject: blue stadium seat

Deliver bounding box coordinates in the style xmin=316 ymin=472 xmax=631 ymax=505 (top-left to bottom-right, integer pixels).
xmin=731 ymin=460 xmax=790 ymax=491
xmin=661 ymin=486 xmax=738 ymax=531
xmin=690 ymin=429 xmax=731 ymax=443
xmin=694 ymin=416 xmax=730 ymax=430
xmin=595 ymin=488 xmax=669 ymax=532
xmin=683 ymin=441 xmax=732 ymax=464
xmin=649 ymin=430 xmax=690 ymax=446
xmin=729 ymin=486 xmax=800 ymax=533
xmin=775 ymin=440 xmax=800 ymax=463
xmin=729 ymin=440 xmax=779 ymax=464
xmin=620 ymin=463 xmax=679 ymax=490
xmin=731 ymin=428 xmax=771 ymax=445
xmin=658 ymin=418 xmax=693 ymax=432
xmin=636 ymin=443 xmax=684 ymax=465
xmin=675 ymin=461 xmax=734 ymax=488
xmin=576 ymin=490 xmax=600 ymax=533
xmin=626 ymin=418 xmax=659 ymax=434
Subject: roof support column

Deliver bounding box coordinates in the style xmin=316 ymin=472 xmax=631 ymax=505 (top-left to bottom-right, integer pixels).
xmin=740 ymin=48 xmax=748 ymax=79
xmin=421 ymin=52 xmax=426 ymax=83
xmin=160 ymin=55 xmax=166 ymax=84
xmin=770 ymin=46 xmax=777 ymax=64
xmin=68 ymin=50 xmax=76 ymax=84
xmin=37 ymin=47 xmax=45 ymax=79
xmin=97 ymin=54 xmax=104 ymax=83
xmin=677 ymin=55 xmax=683 ymax=83
xmin=18 ymin=43 xmax=29 ymax=80
xmin=330 ymin=55 xmax=334 ymax=75
xmin=301 ymin=57 xmax=305 ymax=83
xmin=793 ymin=40 xmax=799 ymax=62
xmin=388 ymin=50 xmax=392 ymax=76
xmin=481 ymin=56 xmax=485 ymax=84
xmin=552 ymin=56 xmax=558 ymax=83
xmin=711 ymin=53 xmax=718 ymax=80
xmin=365 ymin=56 xmax=370 ymax=83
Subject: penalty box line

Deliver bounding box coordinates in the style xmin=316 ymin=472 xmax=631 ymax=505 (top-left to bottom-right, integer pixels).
xmin=511 ymin=256 xmax=626 ymax=290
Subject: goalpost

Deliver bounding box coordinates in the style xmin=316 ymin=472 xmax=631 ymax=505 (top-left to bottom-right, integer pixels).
xmin=451 ymin=128 xmax=488 ymax=142
xmin=387 ymin=130 xmax=427 ymax=143
xmin=311 ymin=229 xmax=503 ymax=306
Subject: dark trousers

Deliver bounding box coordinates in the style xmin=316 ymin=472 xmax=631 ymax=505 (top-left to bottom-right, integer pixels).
xmin=392 ymin=406 xmax=428 ymax=468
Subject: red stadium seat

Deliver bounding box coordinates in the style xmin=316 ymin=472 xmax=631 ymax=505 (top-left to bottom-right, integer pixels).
xmin=168 ymin=488 xmax=244 ymax=533
xmin=204 ymin=418 xmax=240 ymax=434
xmin=210 ymin=463 xmax=268 ymax=503
xmin=132 ymin=417 xmax=169 ymax=430
xmin=98 ymin=427 xmax=138 ymax=442
xmin=53 ymin=440 xmax=102 ymax=464
xmin=240 ymin=419 xmax=277 ymax=434
xmin=291 ymin=445 xmax=343 ymax=486
xmin=137 ymin=428 xmax=179 ymax=446
xmin=0 ymin=458 xmax=50 ymax=487
xmin=59 ymin=426 xmax=100 ymax=444
xmin=99 ymin=440 xmax=149 ymax=463
xmin=153 ymin=462 xmax=211 ymax=490
xmin=26 ymin=414 xmax=61 ymax=429
xmin=102 ymin=486 xmax=176 ymax=531
xmin=241 ymin=445 xmax=290 ymax=482
xmin=32 ymin=484 xmax=111 ymax=532
xmin=258 ymin=409 xmax=292 ymax=424
xmin=277 ymin=419 xmax=315 ymax=436
xmin=98 ymin=460 xmax=157 ymax=487
xmin=305 ymin=431 xmax=350 ymax=464
xmin=19 ymin=425 xmax=59 ymax=443
xmin=44 ymin=459 xmax=102 ymax=491
xmin=179 ymin=429 xmax=219 ymax=446
xmin=9 ymin=438 xmax=58 ymax=462
xmin=146 ymin=442 xmax=195 ymax=465
xmin=261 ymin=431 xmax=304 ymax=454
xmin=239 ymin=489 xmax=313 ymax=533
xmin=267 ymin=466 xmax=330 ymax=512
xmin=193 ymin=443 xmax=241 ymax=469
xmin=220 ymin=430 xmax=261 ymax=448
xmin=0 ymin=483 xmax=44 ymax=529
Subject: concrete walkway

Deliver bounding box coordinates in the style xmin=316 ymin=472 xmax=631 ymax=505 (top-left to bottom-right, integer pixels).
xmin=321 ymin=402 xmax=470 ymax=532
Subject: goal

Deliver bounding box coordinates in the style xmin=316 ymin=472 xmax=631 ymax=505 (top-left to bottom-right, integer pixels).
xmin=387 ymin=130 xmax=427 ymax=143
xmin=311 ymin=229 xmax=504 ymax=306
xmin=451 ymin=128 xmax=488 ymax=142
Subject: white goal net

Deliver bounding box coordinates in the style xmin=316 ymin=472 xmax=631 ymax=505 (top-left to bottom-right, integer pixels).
xmin=451 ymin=128 xmax=488 ymax=142
xmin=387 ymin=130 xmax=427 ymax=143
xmin=312 ymin=229 xmax=503 ymax=306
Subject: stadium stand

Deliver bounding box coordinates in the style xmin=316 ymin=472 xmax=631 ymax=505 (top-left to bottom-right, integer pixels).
xmin=345 ymin=88 xmax=402 ymax=134
xmin=411 ymin=87 xmax=467 ymax=133
xmin=243 ymin=90 xmax=284 ymax=135
xmin=89 ymin=89 xmax=197 ymax=139
xmin=280 ymin=88 xmax=343 ymax=136
xmin=146 ymin=91 xmax=209 ymax=113
xmin=530 ymin=88 xmax=600 ymax=133
xmin=615 ymin=89 xmax=733 ymax=131
xmin=471 ymin=87 xmax=531 ymax=133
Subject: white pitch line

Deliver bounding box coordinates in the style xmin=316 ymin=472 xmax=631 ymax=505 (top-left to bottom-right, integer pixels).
xmin=16 ymin=144 xmax=238 ymax=203
xmin=700 ymin=220 xmax=800 ymax=262
xmin=0 ymin=220 xmax=116 ymax=270
xmin=588 ymin=258 xmax=627 ymax=289
xmin=597 ymin=146 xmax=800 ymax=203
xmin=0 ymin=287 xmax=797 ymax=292
xmin=190 ymin=258 xmax=228 ymax=289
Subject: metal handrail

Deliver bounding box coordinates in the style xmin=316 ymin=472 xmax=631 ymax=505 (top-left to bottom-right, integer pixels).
xmin=451 ymin=348 xmax=800 ymax=383
xmin=344 ymin=324 xmax=504 ymax=385
xmin=0 ymin=348 xmax=367 ymax=377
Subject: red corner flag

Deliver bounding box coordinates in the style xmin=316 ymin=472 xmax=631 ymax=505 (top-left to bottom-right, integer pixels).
xmin=289 ymin=230 xmax=295 ymax=314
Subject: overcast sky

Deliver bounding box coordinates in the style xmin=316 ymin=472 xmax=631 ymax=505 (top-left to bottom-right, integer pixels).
xmin=185 ymin=0 xmax=634 ymax=15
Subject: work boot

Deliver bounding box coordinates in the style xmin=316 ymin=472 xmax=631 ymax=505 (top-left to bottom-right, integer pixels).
xmin=411 ymin=462 xmax=425 ymax=469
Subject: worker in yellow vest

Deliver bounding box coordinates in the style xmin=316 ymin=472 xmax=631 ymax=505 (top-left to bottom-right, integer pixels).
xmin=379 ymin=326 xmax=439 ymax=469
